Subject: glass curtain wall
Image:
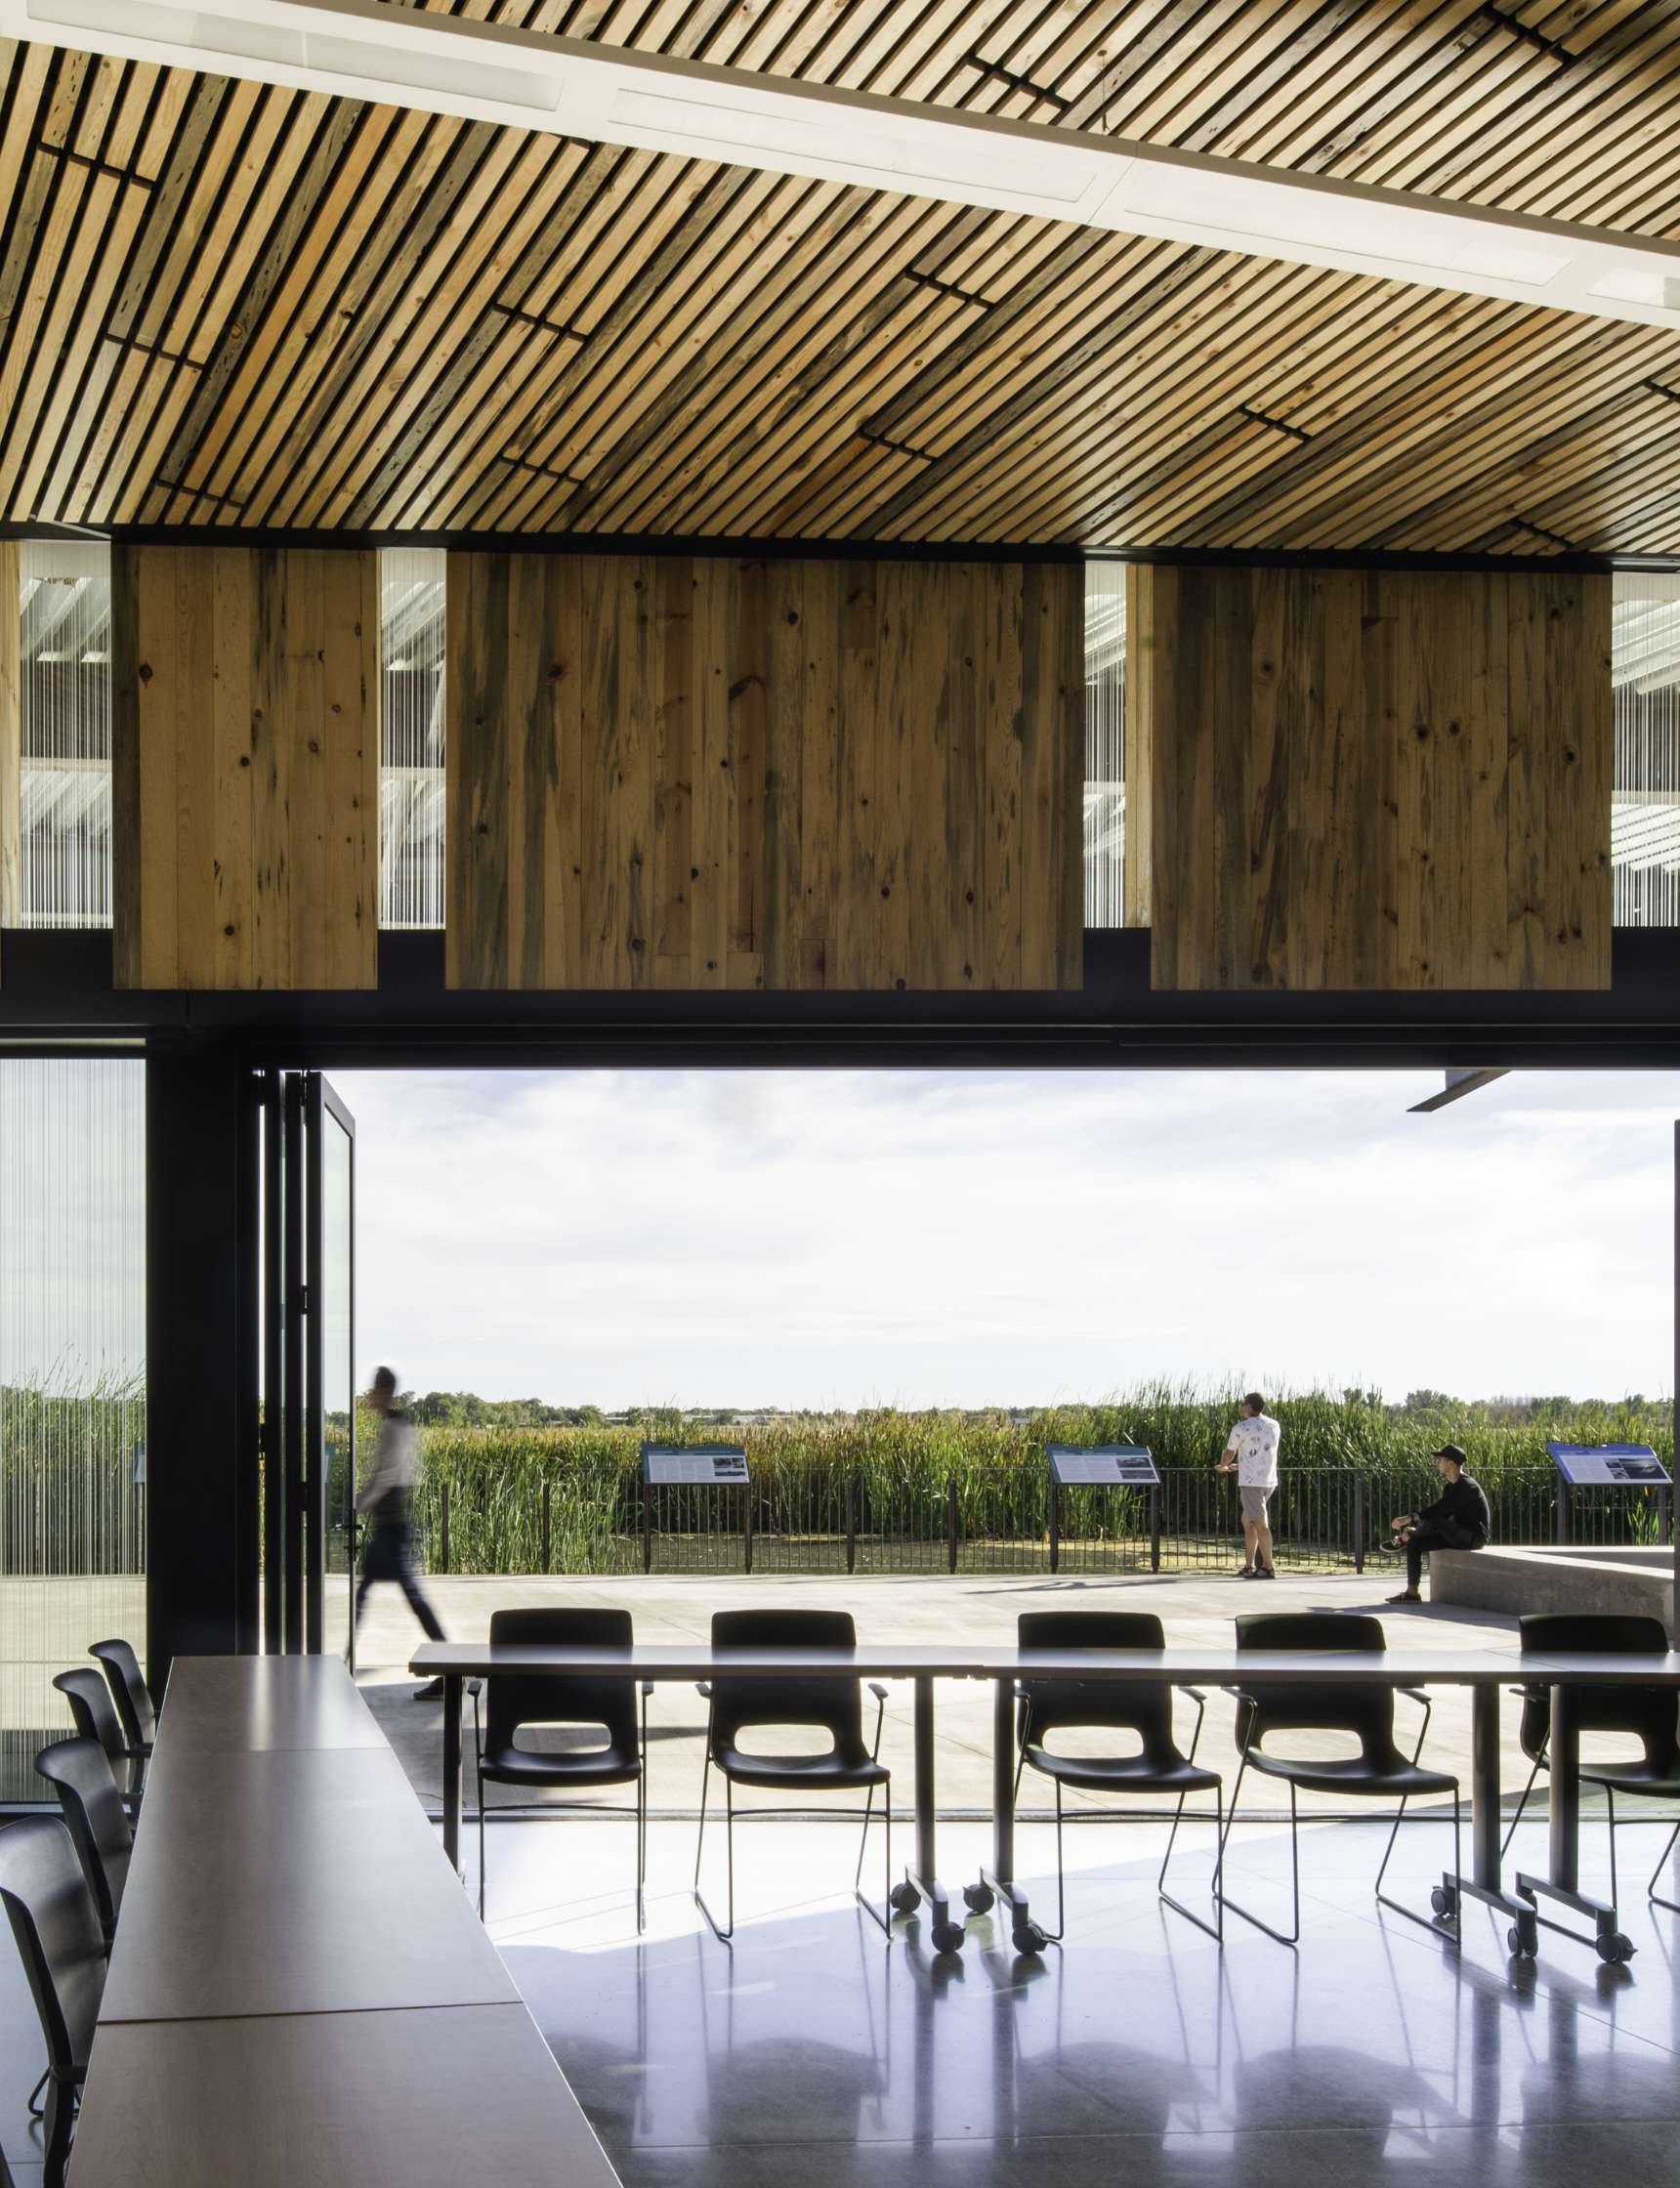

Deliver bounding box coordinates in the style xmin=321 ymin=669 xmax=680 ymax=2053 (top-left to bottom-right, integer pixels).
xmin=16 ymin=541 xmax=113 ymax=928
xmin=1612 ymin=572 xmax=1680 ymax=926
xmin=1084 ymin=562 xmax=1126 ymax=927
xmin=379 ymin=548 xmax=447 ymax=929
xmin=0 ymin=1058 xmax=145 ymax=1802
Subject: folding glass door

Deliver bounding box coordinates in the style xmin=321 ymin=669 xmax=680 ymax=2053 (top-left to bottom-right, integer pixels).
xmin=258 ymin=1072 xmax=357 ymax=1664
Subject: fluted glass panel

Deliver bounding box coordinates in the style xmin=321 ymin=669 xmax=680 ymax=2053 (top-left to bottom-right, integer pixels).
xmin=1084 ymin=562 xmax=1126 ymax=928
xmin=1614 ymin=573 xmax=1680 ymax=926
xmin=0 ymin=1059 xmax=146 ymax=1801
xmin=380 ymin=548 xmax=446 ymax=929
xmin=18 ymin=540 xmax=112 ymax=928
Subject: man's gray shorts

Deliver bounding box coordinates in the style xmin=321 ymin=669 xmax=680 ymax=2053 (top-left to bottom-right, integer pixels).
xmin=1239 ymin=1485 xmax=1272 ymax=1525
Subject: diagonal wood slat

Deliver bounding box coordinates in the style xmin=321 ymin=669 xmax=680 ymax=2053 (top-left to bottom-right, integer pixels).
xmin=4 ymin=7 xmax=1680 ymax=550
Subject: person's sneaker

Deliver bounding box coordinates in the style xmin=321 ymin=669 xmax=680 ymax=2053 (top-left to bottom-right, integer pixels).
xmin=1237 ymin=1565 xmax=1256 ymax=1578
xmin=1254 ymin=1566 xmax=1277 ymax=1579
xmin=413 ymin=1677 xmax=444 ymax=1701
xmin=1386 ymin=1590 xmax=1422 ymax=1605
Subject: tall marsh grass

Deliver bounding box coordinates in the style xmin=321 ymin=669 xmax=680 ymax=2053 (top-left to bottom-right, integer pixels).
xmin=396 ymin=1384 xmax=1674 ymax=1577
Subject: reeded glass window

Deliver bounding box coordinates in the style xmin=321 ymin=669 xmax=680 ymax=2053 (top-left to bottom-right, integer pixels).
xmin=0 ymin=1058 xmax=146 ymax=1800
xmin=17 ymin=540 xmax=112 ymax=928
xmin=1084 ymin=562 xmax=1126 ymax=928
xmin=379 ymin=547 xmax=446 ymax=930
xmin=1613 ymin=573 xmax=1680 ymax=926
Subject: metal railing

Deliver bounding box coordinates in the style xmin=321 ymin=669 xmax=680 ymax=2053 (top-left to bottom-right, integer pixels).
xmin=409 ymin=1464 xmax=1673 ymax=1578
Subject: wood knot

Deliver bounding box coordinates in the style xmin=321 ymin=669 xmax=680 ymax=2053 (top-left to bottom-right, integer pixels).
xmin=138 ymin=661 xmax=152 ymax=684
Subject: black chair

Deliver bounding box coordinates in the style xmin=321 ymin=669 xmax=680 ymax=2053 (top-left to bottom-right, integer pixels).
xmin=470 ymin=1608 xmax=651 ymax=1929
xmin=34 ymin=1738 xmax=133 ymax=1944
xmin=1013 ymin=1611 xmax=1222 ymax=1943
xmin=1499 ymin=1612 xmax=1680 ymax=1919
xmin=0 ymin=1818 xmax=106 ymax=2188
xmin=1217 ymin=1611 xmax=1460 ymax=1947
xmin=90 ymin=1640 xmax=155 ymax=1759
xmin=53 ymin=1668 xmax=144 ymax=1809
xmin=693 ymin=1610 xmax=892 ymax=1943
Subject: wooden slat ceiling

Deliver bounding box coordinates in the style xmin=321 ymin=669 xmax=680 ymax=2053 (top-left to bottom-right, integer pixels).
xmin=6 ymin=2 xmax=1680 ymax=552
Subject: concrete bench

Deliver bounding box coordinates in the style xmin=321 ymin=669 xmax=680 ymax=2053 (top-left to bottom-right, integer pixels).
xmin=1429 ymin=1543 xmax=1673 ymax=1640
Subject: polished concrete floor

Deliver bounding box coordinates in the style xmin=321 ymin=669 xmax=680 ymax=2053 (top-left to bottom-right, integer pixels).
xmin=475 ymin=1806 xmax=1680 ymax=2186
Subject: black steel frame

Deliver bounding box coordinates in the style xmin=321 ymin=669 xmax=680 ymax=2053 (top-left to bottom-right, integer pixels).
xmin=469 ymin=1681 xmax=651 ymax=1933
xmin=692 ymin=1681 xmax=894 ymax=1945
xmin=1008 ymin=1684 xmax=1224 ymax=1945
xmin=1215 ymin=1688 xmax=1463 ymax=1951
xmin=1499 ymin=1739 xmax=1680 ymax=1923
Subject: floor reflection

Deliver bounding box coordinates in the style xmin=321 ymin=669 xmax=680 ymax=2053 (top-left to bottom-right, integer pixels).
xmin=483 ymin=1817 xmax=1680 ymax=2188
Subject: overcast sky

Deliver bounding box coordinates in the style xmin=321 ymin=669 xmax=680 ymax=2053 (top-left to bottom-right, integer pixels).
xmin=330 ymin=1068 xmax=1680 ymax=1410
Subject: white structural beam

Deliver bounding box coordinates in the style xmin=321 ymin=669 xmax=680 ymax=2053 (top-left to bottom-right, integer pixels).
xmin=9 ymin=0 xmax=1680 ymax=332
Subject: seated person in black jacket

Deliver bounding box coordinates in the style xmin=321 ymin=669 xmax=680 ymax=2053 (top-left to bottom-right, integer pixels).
xmin=1386 ymin=1443 xmax=1491 ymax=1603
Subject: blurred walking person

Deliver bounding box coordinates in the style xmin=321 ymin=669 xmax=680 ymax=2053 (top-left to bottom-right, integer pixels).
xmin=1217 ymin=1391 xmax=1281 ymax=1579
xmin=356 ymin=1366 xmax=448 ymax=1698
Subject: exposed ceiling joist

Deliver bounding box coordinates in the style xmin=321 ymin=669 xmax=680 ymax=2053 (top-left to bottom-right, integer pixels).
xmin=10 ymin=0 xmax=1680 ymax=333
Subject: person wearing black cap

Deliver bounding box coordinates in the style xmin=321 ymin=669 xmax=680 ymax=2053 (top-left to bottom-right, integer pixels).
xmin=1385 ymin=1444 xmax=1491 ymax=1603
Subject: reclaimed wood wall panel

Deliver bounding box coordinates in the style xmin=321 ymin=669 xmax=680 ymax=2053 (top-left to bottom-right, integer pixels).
xmin=1141 ymin=566 xmax=1611 ymax=992
xmin=9 ymin=10 xmax=1680 ymax=554
xmin=446 ymin=553 xmax=1082 ymax=992
xmin=111 ymin=544 xmax=377 ymax=989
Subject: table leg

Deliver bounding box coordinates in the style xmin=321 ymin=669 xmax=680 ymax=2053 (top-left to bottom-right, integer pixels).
xmin=899 ymin=1675 xmax=960 ymax=1953
xmin=1451 ymin=1682 xmax=1538 ymax=1958
xmin=915 ymin=1676 xmax=936 ymax=1886
xmin=442 ymin=1674 xmax=462 ymax=1875
xmin=979 ymin=1673 xmax=1042 ymax=1951
xmin=991 ymin=1675 xmax=1014 ymax=1884
xmin=1471 ymin=1680 xmax=1500 ymax=1892
xmin=1547 ymin=1681 xmax=1579 ymax=1893
xmin=1513 ymin=1679 xmax=1630 ymax=1963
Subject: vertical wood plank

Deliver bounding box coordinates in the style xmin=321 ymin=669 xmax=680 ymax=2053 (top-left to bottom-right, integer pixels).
xmin=210 ymin=543 xmax=253 ymax=989
xmin=763 ymin=557 xmax=804 ymax=991
xmin=836 ymin=562 xmax=880 ymax=991
xmin=0 ymin=540 xmax=18 ymax=945
xmin=651 ymin=554 xmax=694 ymax=980
xmin=1467 ymin=571 xmax=1509 ymax=989
xmin=981 ymin=561 xmax=1023 ymax=991
xmin=1505 ymin=571 xmax=1546 ymax=989
xmin=1122 ymin=562 xmax=1152 ymax=934
xmin=108 ymin=542 xmax=142 ymax=987
xmin=875 ymin=561 xmax=914 ymax=991
xmin=682 ymin=557 xmax=729 ymax=989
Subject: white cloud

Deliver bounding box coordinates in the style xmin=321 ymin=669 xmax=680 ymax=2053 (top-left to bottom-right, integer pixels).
xmin=329 ymin=1068 xmax=1680 ymax=1409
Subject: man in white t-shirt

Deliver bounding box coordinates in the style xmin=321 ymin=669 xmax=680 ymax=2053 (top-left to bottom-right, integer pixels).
xmin=1216 ymin=1391 xmax=1281 ymax=1579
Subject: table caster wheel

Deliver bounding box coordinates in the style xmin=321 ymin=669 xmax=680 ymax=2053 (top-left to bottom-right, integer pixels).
xmin=1430 ymin=1885 xmax=1455 ymax=1917
xmin=1013 ymin=1922 xmax=1048 ymax=1956
xmin=931 ymin=1921 xmax=966 ymax=1956
xmin=1507 ymin=1925 xmax=1535 ymax=1960
xmin=1597 ymin=1932 xmax=1635 ymax=1965
xmin=963 ymin=1883 xmax=995 ymax=1915
xmin=890 ymin=1882 xmax=921 ymax=1915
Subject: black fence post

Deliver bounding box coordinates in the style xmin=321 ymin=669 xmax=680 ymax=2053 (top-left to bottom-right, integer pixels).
xmin=947 ymin=1477 xmax=959 ymax=1574
xmin=845 ymin=1472 xmax=857 ymax=1576
xmin=439 ymin=1482 xmax=450 ymax=1576
xmin=1353 ymin=1473 xmax=1365 ymax=1574
xmin=1662 ymin=1484 xmax=1673 ymax=1548
xmin=541 ymin=1478 xmax=552 ymax=1576
xmin=1048 ymin=1478 xmax=1060 ymax=1574
xmin=744 ymin=1487 xmax=754 ymax=1575
xmin=1556 ymin=1479 xmax=1572 ymax=1545
xmin=643 ymin=1478 xmax=652 ymax=1575
xmin=1149 ymin=1484 xmax=1161 ymax=1574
